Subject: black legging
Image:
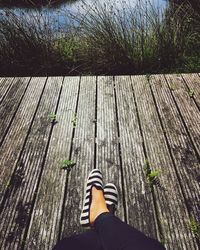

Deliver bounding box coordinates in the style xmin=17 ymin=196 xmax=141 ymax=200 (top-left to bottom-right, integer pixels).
xmin=53 ymin=212 xmax=165 ymax=250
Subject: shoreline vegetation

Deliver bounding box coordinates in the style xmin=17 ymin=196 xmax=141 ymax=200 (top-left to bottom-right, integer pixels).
xmin=0 ymin=0 xmax=200 ymax=76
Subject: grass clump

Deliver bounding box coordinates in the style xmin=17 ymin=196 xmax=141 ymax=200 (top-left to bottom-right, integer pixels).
xmin=189 ymin=218 xmax=200 ymax=238
xmin=49 ymin=112 xmax=57 ymax=123
xmin=144 ymin=159 xmax=161 ymax=187
xmin=0 ymin=10 xmax=75 ymax=76
xmin=71 ymin=114 xmax=77 ymax=127
xmin=188 ymin=90 xmax=195 ymax=97
xmin=61 ymin=159 xmax=76 ymax=170
xmin=0 ymin=0 xmax=200 ymax=75
xmin=72 ymin=0 xmax=200 ymax=75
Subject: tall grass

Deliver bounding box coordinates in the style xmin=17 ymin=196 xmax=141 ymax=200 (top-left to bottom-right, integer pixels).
xmin=0 ymin=9 xmax=76 ymax=75
xmin=0 ymin=0 xmax=200 ymax=76
xmin=70 ymin=0 xmax=200 ymax=74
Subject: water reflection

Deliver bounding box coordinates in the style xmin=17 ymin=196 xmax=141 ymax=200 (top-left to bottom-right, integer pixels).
xmin=0 ymin=0 xmax=167 ymax=36
xmin=0 ymin=0 xmax=167 ymax=11
xmin=0 ymin=0 xmax=77 ymax=9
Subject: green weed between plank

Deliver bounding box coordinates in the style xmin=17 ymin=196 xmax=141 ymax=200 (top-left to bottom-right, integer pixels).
xmin=71 ymin=114 xmax=77 ymax=127
xmin=61 ymin=159 xmax=76 ymax=171
xmin=144 ymin=159 xmax=160 ymax=187
xmin=189 ymin=218 xmax=200 ymax=238
xmin=49 ymin=112 xmax=57 ymax=123
xmin=188 ymin=90 xmax=195 ymax=98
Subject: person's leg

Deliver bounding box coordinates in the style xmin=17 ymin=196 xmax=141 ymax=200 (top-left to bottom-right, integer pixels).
xmin=90 ymin=187 xmax=165 ymax=250
xmin=52 ymin=230 xmax=103 ymax=250
xmin=94 ymin=212 xmax=165 ymax=250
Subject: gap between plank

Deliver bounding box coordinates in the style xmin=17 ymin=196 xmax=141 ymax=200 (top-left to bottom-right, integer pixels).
xmin=0 ymin=77 xmax=15 ymax=105
xmin=148 ymin=76 xmax=199 ymax=247
xmin=0 ymin=77 xmax=31 ymax=147
xmin=164 ymin=75 xmax=200 ymax=161
xmin=113 ymin=76 xmax=128 ymax=223
xmin=180 ymin=74 xmax=200 ymax=112
xmin=56 ymin=76 xmax=81 ymax=242
xmin=129 ymin=75 xmax=165 ymax=243
xmin=0 ymin=77 xmax=48 ymax=214
xmin=21 ymin=77 xmax=64 ymax=250
xmin=94 ymin=76 xmax=98 ymax=170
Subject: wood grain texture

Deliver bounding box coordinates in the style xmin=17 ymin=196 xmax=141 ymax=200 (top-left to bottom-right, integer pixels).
xmin=115 ymin=76 xmax=158 ymax=239
xmin=96 ymin=76 xmax=125 ymax=221
xmin=0 ymin=74 xmax=199 ymax=250
xmin=0 ymin=77 xmax=46 ymax=206
xmin=0 ymin=77 xmax=14 ymax=103
xmin=25 ymin=77 xmax=80 ymax=250
xmin=165 ymin=74 xmax=200 ymax=156
xmin=131 ymin=75 xmax=197 ymax=249
xmin=181 ymin=73 xmax=200 ymax=110
xmin=61 ymin=76 xmax=96 ymax=239
xmin=0 ymin=77 xmax=63 ymax=250
xmin=150 ymin=74 xmax=200 ymax=238
xmin=0 ymin=77 xmax=30 ymax=145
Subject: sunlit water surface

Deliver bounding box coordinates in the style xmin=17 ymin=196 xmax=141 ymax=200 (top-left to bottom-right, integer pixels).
xmin=0 ymin=0 xmax=168 ymax=34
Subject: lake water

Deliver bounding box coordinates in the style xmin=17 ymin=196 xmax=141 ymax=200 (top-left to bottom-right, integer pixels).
xmin=0 ymin=0 xmax=167 ymax=14
xmin=54 ymin=0 xmax=167 ymax=14
xmin=0 ymin=0 xmax=168 ymax=34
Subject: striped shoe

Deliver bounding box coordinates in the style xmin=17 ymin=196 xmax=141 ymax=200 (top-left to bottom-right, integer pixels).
xmin=104 ymin=183 xmax=118 ymax=214
xmin=80 ymin=169 xmax=103 ymax=227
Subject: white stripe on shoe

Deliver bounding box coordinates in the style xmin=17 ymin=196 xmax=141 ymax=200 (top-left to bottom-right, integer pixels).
xmin=104 ymin=183 xmax=118 ymax=211
xmin=80 ymin=169 xmax=103 ymax=227
xmin=104 ymin=194 xmax=118 ymax=201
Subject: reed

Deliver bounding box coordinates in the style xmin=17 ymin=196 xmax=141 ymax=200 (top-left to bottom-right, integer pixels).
xmin=69 ymin=0 xmax=200 ymax=74
xmin=0 ymin=0 xmax=199 ymax=76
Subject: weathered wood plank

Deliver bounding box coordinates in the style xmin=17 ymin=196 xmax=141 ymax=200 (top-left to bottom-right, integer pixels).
xmin=131 ymin=75 xmax=197 ymax=249
xmin=165 ymin=74 xmax=200 ymax=155
xmin=96 ymin=76 xmax=125 ymax=221
xmin=61 ymin=76 xmax=96 ymax=239
xmin=150 ymin=74 xmax=200 ymax=237
xmin=181 ymin=73 xmax=200 ymax=110
xmin=0 ymin=78 xmax=14 ymax=103
xmin=0 ymin=77 xmax=30 ymax=145
xmin=0 ymin=77 xmax=63 ymax=250
xmin=0 ymin=77 xmax=46 ymax=206
xmin=25 ymin=77 xmax=80 ymax=250
xmin=115 ymin=76 xmax=158 ymax=239
xmin=0 ymin=73 xmax=199 ymax=250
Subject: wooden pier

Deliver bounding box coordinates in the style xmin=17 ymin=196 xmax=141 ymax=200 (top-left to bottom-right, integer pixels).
xmin=0 ymin=74 xmax=199 ymax=249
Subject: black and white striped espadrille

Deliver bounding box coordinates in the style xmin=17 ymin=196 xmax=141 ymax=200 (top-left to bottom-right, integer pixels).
xmin=80 ymin=169 xmax=103 ymax=227
xmin=104 ymin=183 xmax=118 ymax=214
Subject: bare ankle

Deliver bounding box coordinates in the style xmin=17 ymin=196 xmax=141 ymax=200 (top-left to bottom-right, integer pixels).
xmin=90 ymin=186 xmax=109 ymax=226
